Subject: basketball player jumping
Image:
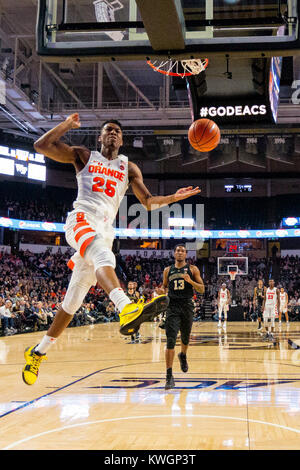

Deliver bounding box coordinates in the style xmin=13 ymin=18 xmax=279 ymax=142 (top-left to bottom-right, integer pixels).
xmin=262 ymin=279 xmax=280 ymax=342
xmin=279 ymin=287 xmax=289 ymax=326
xmin=157 ymin=244 xmax=204 ymax=390
xmin=217 ymin=283 xmax=231 ymax=330
xmin=253 ymin=279 xmax=266 ymax=331
xmin=22 ymin=114 xmax=200 ymax=385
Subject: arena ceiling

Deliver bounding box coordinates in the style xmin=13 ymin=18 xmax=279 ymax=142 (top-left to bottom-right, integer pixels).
xmin=0 ymin=1 xmax=300 ymax=179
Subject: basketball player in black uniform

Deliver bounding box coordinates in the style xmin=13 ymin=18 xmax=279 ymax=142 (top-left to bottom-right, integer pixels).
xmin=157 ymin=244 xmax=205 ymax=390
xmin=126 ymin=281 xmax=140 ymax=343
xmin=253 ymin=280 xmax=266 ymax=331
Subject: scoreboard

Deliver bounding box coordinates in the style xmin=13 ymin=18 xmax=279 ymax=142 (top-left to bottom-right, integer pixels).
xmin=226 ymin=240 xmax=242 ymax=254
xmin=0 ymin=146 xmax=46 ymax=182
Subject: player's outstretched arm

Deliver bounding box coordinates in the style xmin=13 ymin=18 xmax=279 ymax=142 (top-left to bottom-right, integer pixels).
xmin=34 ymin=114 xmax=90 ymax=166
xmin=129 ymin=162 xmax=201 ymax=211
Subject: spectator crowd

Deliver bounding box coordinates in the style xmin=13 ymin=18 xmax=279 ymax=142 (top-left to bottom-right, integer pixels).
xmin=0 ymin=248 xmax=300 ymax=336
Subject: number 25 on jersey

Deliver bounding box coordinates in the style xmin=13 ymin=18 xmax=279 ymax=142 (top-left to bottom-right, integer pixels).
xmin=92 ymin=177 xmax=116 ymax=197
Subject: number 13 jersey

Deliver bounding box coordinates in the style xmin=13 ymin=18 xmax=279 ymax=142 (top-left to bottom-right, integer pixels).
xmin=73 ymin=151 xmax=129 ymax=223
xmin=167 ymin=264 xmax=194 ymax=301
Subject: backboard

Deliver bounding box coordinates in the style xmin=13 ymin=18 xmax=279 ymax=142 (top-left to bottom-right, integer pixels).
xmin=37 ymin=0 xmax=300 ymax=62
xmin=217 ymin=256 xmax=248 ymax=276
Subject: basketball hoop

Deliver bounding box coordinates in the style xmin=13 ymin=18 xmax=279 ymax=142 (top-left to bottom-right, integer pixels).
xmin=229 ymin=271 xmax=237 ymax=282
xmin=147 ymin=58 xmax=209 ymax=78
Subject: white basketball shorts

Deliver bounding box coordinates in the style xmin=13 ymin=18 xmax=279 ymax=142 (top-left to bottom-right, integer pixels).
xmin=264 ymin=305 xmax=276 ymax=319
xmin=279 ymin=304 xmax=287 ymax=313
xmin=65 ymin=209 xmax=115 ymax=258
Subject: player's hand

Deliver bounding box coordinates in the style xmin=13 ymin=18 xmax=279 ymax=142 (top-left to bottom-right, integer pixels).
xmin=174 ymin=186 xmax=201 ymax=201
xmin=156 ymin=287 xmax=165 ymax=295
xmin=65 ymin=113 xmax=81 ymax=129
xmin=182 ymin=273 xmax=192 ymax=284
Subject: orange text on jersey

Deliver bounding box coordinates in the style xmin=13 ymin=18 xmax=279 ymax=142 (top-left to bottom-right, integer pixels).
xmin=88 ymin=165 xmax=125 ymax=182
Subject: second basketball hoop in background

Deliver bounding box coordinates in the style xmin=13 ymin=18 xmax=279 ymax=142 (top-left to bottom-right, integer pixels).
xmin=188 ymin=119 xmax=221 ymax=152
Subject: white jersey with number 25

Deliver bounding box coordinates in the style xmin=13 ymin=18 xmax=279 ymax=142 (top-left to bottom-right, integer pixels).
xmin=73 ymin=151 xmax=129 ymax=223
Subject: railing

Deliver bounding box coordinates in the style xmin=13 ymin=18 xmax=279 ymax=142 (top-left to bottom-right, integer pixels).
xmin=1 ymin=69 xmax=190 ymax=115
xmin=41 ymin=100 xmax=191 ymax=113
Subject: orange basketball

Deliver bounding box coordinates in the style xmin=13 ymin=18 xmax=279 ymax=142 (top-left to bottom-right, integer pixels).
xmin=188 ymin=118 xmax=221 ymax=152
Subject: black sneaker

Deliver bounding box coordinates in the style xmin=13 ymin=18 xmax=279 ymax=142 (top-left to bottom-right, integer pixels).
xmin=135 ymin=332 xmax=140 ymax=343
xmin=178 ymin=352 xmax=188 ymax=373
xmin=165 ymin=375 xmax=175 ymax=390
xmin=262 ymin=333 xmax=270 ymax=341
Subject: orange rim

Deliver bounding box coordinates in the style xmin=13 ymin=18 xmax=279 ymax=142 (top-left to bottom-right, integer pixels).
xmin=147 ymin=58 xmax=208 ymax=77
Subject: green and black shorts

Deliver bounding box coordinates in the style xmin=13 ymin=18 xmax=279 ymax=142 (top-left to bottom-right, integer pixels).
xmin=165 ymin=298 xmax=194 ymax=349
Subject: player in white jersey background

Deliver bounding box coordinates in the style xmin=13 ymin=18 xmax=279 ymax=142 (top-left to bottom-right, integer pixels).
xmin=22 ymin=114 xmax=200 ymax=385
xmin=262 ymin=279 xmax=280 ymax=341
xmin=217 ymin=283 xmax=231 ymax=330
xmin=279 ymin=287 xmax=289 ymax=326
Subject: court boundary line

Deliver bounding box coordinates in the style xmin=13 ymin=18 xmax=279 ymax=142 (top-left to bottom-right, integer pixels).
xmin=0 ymin=361 xmax=158 ymax=420
xmin=3 ymin=414 xmax=300 ymax=450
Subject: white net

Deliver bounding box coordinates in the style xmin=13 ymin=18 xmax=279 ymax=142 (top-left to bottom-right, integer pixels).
xmin=93 ymin=0 xmax=124 ymax=41
xmin=181 ymin=59 xmax=209 ymax=75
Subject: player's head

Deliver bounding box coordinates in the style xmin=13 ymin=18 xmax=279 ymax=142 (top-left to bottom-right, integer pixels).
xmin=269 ymin=279 xmax=275 ymax=288
xmin=98 ymin=120 xmax=123 ymax=150
xmin=221 ymin=283 xmax=226 ymax=290
xmin=174 ymin=244 xmax=186 ymax=261
xmin=280 ymin=286 xmax=285 ymax=293
xmin=258 ymin=279 xmax=263 ymax=287
xmin=128 ymin=281 xmax=134 ymax=291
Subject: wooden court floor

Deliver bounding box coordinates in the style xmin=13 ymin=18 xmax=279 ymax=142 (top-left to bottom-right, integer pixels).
xmin=1 ymin=320 xmax=300 ymax=450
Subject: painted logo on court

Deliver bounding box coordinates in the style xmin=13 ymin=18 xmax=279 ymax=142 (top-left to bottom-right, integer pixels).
xmin=85 ymin=377 xmax=300 ymax=390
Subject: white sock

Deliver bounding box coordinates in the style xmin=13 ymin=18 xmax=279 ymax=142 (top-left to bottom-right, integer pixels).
xmin=35 ymin=335 xmax=57 ymax=355
xmin=109 ymin=287 xmax=131 ymax=313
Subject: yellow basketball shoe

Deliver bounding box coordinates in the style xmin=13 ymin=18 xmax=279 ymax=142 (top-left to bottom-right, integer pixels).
xmin=119 ymin=295 xmax=169 ymax=336
xmin=22 ymin=346 xmax=47 ymax=385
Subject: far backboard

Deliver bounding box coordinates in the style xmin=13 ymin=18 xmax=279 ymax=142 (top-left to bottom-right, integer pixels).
xmin=217 ymin=256 xmax=248 ymax=276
